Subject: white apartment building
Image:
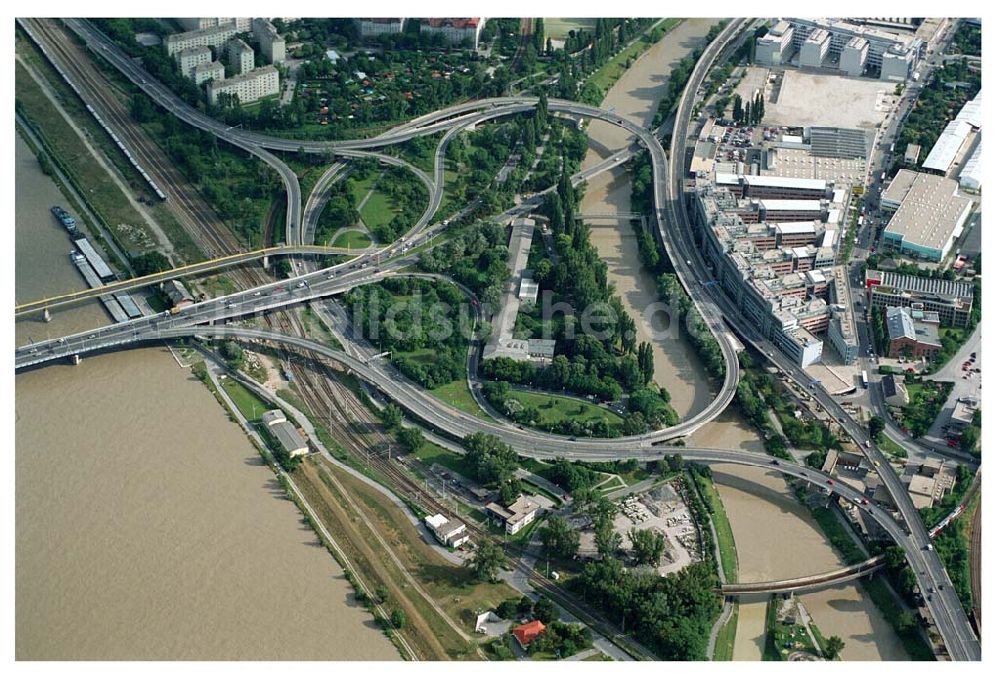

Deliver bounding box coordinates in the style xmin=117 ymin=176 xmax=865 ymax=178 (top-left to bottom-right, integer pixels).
xmin=418 ymin=18 xmax=485 ymax=49
xmin=175 ymin=45 xmax=211 ymax=78
xmin=252 ymin=18 xmax=285 ymax=64
xmin=166 ymin=23 xmax=240 ymax=56
xmin=177 ymin=17 xmax=252 ymax=32
xmin=227 ymin=38 xmax=254 ymax=75
xmin=357 ymin=18 xmax=406 ymax=37
xmin=192 ymin=61 xmax=224 ymax=86
xmin=207 ymin=64 xmax=279 ymax=105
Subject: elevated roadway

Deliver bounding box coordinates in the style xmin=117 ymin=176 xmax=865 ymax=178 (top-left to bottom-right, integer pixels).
xmin=664 ymin=18 xmax=980 ymax=660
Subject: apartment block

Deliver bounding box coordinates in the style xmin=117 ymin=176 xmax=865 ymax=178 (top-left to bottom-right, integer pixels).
xmin=207 ymin=64 xmax=279 ymax=105
xmin=252 ymin=18 xmax=285 ymax=64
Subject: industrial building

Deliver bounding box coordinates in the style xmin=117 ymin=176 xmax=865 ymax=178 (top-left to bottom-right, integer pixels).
xmin=959 ymin=142 xmax=981 ymax=191
xmin=193 ymin=61 xmax=225 ymax=86
xmin=261 ymin=409 xmax=309 ymax=458
xmin=175 ymin=45 xmax=212 ymax=78
xmin=885 ymin=306 xmax=941 ymax=359
xmin=418 ymin=18 xmax=485 ymax=49
xmin=165 ymin=23 xmax=240 ymax=56
xmin=879 ymin=170 xmax=973 ymax=262
xmin=865 ymin=269 xmax=975 ymax=328
xmin=227 ymin=38 xmax=254 ymax=75
xmin=207 ymin=64 xmax=280 ymax=105
xmin=923 ymin=92 xmax=981 ymax=175
xmin=357 ymin=18 xmax=406 ymax=37
xmin=252 ymin=18 xmax=285 ymax=63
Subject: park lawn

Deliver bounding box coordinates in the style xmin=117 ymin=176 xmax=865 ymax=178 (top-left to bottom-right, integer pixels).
xmin=332 ymin=229 xmax=372 ymax=248
xmin=693 ymin=473 xmax=738 ymax=582
xmin=349 ymin=171 xmax=379 ymax=205
xmin=430 ymin=379 xmax=492 ymax=420
xmin=772 ymin=620 xmax=820 ymax=660
xmin=583 ymin=18 xmax=681 ymax=95
xmin=712 ymin=605 xmax=739 ymax=661
xmin=220 ymin=377 xmax=272 ymax=421
xmin=876 ymin=432 xmax=908 ymax=458
xmin=359 ymin=186 xmax=395 ymax=230
xmin=507 ymin=389 xmax=624 ymax=425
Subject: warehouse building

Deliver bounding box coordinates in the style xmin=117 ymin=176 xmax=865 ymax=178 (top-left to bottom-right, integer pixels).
xmin=261 ymin=409 xmax=309 ymax=458
xmin=865 ymin=269 xmax=975 ymax=328
xmin=879 ymin=170 xmax=972 ymax=262
xmin=207 ymin=64 xmax=280 ymax=105
xmin=885 ymin=306 xmax=941 ymax=359
xmin=959 ymin=141 xmax=981 ymax=191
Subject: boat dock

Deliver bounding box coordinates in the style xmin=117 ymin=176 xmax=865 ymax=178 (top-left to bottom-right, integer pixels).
xmin=71 ymin=253 xmax=130 ymax=323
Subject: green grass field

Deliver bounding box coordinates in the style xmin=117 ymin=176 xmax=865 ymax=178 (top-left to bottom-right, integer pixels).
xmin=359 ymin=187 xmax=395 ymax=230
xmin=332 ymin=229 xmax=372 ymax=248
xmin=411 ymin=440 xmax=479 ymax=479
xmin=712 ymin=605 xmax=739 ymax=661
xmin=430 ymin=379 xmax=491 ymax=420
xmin=505 ymin=389 xmax=624 ymax=425
xmin=220 ymin=378 xmax=272 ymax=421
xmin=876 ymin=432 xmax=908 ymax=458
xmin=694 ymin=473 xmax=739 ymax=582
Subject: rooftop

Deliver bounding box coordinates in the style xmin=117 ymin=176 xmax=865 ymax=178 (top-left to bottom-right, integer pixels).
xmin=881 ymin=170 xmax=972 ymax=254
xmin=867 ymin=269 xmax=974 ymax=301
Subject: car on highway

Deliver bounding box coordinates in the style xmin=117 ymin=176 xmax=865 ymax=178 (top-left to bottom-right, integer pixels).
xmin=252 ymin=291 xmax=263 ymax=297
xmin=296 ymin=281 xmax=306 ymax=288
xmin=826 ymin=479 xmax=834 ymax=486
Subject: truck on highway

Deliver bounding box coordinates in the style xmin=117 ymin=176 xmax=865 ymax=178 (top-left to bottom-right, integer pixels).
xmin=861 ymin=370 xmax=869 ymax=389
xmin=169 ymin=306 xmax=182 ymax=315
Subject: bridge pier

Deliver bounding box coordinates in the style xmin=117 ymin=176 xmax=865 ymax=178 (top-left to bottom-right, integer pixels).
xmin=69 ymin=354 xmax=81 ymax=366
xmin=262 ymin=255 xmax=269 ymax=269
xmin=42 ymin=307 xmax=51 ymax=323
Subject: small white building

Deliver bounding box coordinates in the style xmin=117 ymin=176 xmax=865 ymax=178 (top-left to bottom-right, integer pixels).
xmin=424 ymin=513 xmax=470 ymax=548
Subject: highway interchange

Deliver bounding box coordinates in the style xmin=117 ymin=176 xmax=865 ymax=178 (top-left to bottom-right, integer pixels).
xmin=16 ymin=18 xmax=980 ymax=661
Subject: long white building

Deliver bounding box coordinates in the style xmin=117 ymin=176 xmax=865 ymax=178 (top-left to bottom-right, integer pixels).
xmin=207 ymin=64 xmax=279 ymax=105
xmin=176 ymin=17 xmax=252 ymax=32
xmin=357 ymin=18 xmax=406 ymax=37
xmin=166 ymin=23 xmax=240 ymax=56
xmin=418 ymin=18 xmax=485 ymax=49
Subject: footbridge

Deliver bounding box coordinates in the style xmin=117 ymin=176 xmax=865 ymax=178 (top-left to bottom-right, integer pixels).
xmin=720 ymin=557 xmax=885 ymax=596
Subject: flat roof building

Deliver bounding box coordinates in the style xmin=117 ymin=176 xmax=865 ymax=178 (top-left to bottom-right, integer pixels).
xmin=166 ymin=23 xmax=240 ymax=56
xmin=800 ymin=28 xmax=832 ymax=67
xmin=865 ymin=269 xmax=975 ymax=328
xmin=879 ymin=170 xmax=972 ymax=262
xmin=756 ymin=20 xmax=794 ymax=66
xmin=252 ymin=18 xmax=285 ymax=64
xmin=175 ymin=45 xmax=212 ymax=78
xmin=904 ymin=143 xmax=922 ymax=165
xmin=357 ymin=18 xmax=406 ymax=37
xmin=227 ymin=38 xmax=255 ymax=75
xmin=485 ymin=495 xmax=539 ymax=535
xmin=959 ymin=141 xmax=981 ymax=191
xmin=192 ymin=61 xmax=225 ymax=86
xmin=839 ymin=36 xmax=869 ymax=76
xmin=207 ymin=65 xmax=280 ymax=105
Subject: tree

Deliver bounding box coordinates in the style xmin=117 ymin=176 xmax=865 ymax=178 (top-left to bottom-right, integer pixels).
xmin=638 ymin=342 xmax=655 ymax=385
xmin=374 ymin=584 xmax=389 ymax=604
xmin=397 ymin=426 xmax=424 ymax=453
xmin=380 ymin=403 xmax=402 ymax=429
xmin=390 ymin=608 xmax=407 ymax=629
xmin=823 ymin=635 xmax=845 ymax=659
xmin=594 ymin=515 xmax=622 ymax=558
xmin=532 ymin=596 xmax=557 ymax=624
xmin=895 ymin=611 xmax=916 ymax=633
xmin=131 ymin=251 xmax=170 ymax=276
xmin=869 ymin=415 xmax=886 ymax=438
xmin=731 ymin=93 xmax=743 ymax=123
xmin=629 ymin=527 xmax=665 ymax=566
xmin=467 ymin=539 xmax=505 ymax=582
xmin=667 ymin=453 xmax=683 ymax=473
xmin=540 ymin=516 xmax=581 ymax=559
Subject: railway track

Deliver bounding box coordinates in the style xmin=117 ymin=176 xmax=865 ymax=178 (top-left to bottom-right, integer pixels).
xmin=23 ymin=19 xmax=244 ymax=260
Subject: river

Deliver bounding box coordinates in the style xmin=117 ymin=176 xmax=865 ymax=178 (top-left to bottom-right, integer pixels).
xmin=577 ymin=22 xmax=908 ymax=661
xmin=15 ymin=133 xmax=397 ymax=659
xmin=582 ymin=18 xmax=720 ymax=419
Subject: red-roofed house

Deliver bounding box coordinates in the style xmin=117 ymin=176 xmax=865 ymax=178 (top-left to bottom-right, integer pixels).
xmin=512 ymin=620 xmax=546 ymax=649
xmin=419 ymin=18 xmax=486 ymax=49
